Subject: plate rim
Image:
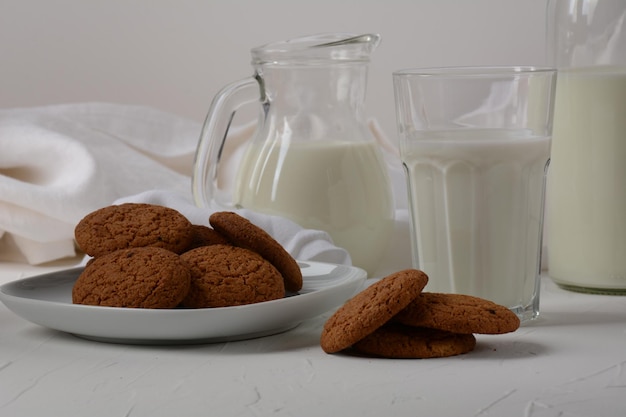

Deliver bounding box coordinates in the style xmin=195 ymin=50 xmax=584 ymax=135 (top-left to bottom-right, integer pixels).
xmin=0 ymin=260 xmax=366 ymax=344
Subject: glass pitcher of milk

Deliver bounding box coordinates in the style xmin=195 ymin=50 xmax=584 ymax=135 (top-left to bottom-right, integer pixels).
xmin=546 ymin=0 xmax=626 ymax=293
xmin=192 ymin=33 xmax=394 ymax=275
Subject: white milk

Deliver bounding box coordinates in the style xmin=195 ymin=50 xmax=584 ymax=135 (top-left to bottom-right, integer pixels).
xmin=234 ymin=140 xmax=394 ymax=275
xmin=403 ymin=129 xmax=550 ymax=314
xmin=546 ymin=67 xmax=626 ymax=292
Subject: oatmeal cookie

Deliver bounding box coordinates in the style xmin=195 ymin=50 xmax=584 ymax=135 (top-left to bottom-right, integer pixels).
xmin=180 ymin=244 xmax=285 ymax=308
xmin=395 ymin=292 xmax=520 ymax=334
xmin=320 ymin=269 xmax=429 ymax=354
xmin=209 ymin=211 xmax=303 ymax=292
xmin=353 ymin=323 xmax=476 ymax=359
xmin=72 ymin=246 xmax=191 ymax=308
xmin=75 ymin=203 xmax=194 ymax=257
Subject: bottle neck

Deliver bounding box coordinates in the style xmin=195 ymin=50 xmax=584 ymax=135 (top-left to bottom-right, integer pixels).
xmin=547 ymin=0 xmax=626 ymax=68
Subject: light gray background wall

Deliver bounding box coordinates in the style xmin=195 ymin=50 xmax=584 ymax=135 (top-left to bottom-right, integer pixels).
xmin=0 ymin=0 xmax=547 ymax=138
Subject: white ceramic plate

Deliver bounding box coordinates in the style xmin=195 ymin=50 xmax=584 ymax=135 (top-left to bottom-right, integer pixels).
xmin=0 ymin=261 xmax=366 ymax=345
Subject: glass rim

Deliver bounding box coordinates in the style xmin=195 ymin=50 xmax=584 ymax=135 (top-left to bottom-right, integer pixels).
xmin=393 ymin=65 xmax=556 ymax=78
xmin=250 ymin=33 xmax=381 ymax=65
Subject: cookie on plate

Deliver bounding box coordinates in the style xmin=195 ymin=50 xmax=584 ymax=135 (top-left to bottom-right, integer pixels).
xmin=209 ymin=211 xmax=303 ymax=292
xmin=180 ymin=244 xmax=285 ymax=308
xmin=185 ymin=224 xmax=230 ymax=251
xmin=394 ymin=292 xmax=520 ymax=335
xmin=75 ymin=203 xmax=194 ymax=257
xmin=320 ymin=269 xmax=429 ymax=354
xmin=352 ymin=323 xmax=476 ymax=359
xmin=72 ymin=246 xmax=191 ymax=308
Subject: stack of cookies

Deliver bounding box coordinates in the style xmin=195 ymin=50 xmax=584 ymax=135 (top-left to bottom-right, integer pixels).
xmin=72 ymin=203 xmax=302 ymax=309
xmin=320 ymin=270 xmax=520 ymax=358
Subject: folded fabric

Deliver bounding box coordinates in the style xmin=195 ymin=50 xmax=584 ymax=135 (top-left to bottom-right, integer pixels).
xmin=0 ymin=103 xmax=410 ymax=274
xmin=0 ymin=103 xmax=200 ymax=264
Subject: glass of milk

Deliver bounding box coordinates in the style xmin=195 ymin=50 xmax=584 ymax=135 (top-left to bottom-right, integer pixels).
xmin=393 ymin=66 xmax=557 ymax=322
xmin=546 ymin=0 xmax=626 ymax=294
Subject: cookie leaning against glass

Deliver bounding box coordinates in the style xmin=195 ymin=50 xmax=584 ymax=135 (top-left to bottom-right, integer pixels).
xmin=394 ymin=292 xmax=520 ymax=335
xmin=320 ymin=269 xmax=520 ymax=358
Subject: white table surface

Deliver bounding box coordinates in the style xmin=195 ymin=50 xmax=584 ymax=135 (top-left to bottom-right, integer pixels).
xmin=1 ymin=259 xmax=625 ymax=417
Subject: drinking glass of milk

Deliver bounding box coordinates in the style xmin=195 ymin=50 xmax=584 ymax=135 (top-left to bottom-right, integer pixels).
xmin=546 ymin=0 xmax=626 ymax=294
xmin=192 ymin=33 xmax=394 ymax=276
xmin=393 ymin=67 xmax=557 ymax=322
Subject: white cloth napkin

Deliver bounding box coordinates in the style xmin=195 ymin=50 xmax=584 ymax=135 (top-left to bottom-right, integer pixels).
xmin=0 ymin=103 xmax=411 ymax=276
xmin=114 ymin=190 xmax=352 ymax=266
xmin=0 ymin=103 xmax=198 ymax=264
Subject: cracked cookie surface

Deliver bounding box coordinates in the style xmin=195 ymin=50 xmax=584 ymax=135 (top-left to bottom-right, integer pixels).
xmin=180 ymin=244 xmax=285 ymax=308
xmin=75 ymin=203 xmax=194 ymax=257
xmin=320 ymin=269 xmax=429 ymax=354
xmin=72 ymin=246 xmax=191 ymax=308
xmin=209 ymin=211 xmax=302 ymax=292
xmin=395 ymin=292 xmax=520 ymax=334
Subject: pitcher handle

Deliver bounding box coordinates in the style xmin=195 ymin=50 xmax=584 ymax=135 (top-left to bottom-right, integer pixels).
xmin=192 ymin=77 xmax=261 ymax=208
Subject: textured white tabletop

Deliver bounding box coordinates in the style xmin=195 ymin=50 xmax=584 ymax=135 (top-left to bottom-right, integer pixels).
xmin=1 ymin=260 xmax=625 ymax=417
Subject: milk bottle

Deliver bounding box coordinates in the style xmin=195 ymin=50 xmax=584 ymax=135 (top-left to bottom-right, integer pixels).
xmin=546 ymin=0 xmax=626 ymax=293
xmin=547 ymin=67 xmax=626 ymax=291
